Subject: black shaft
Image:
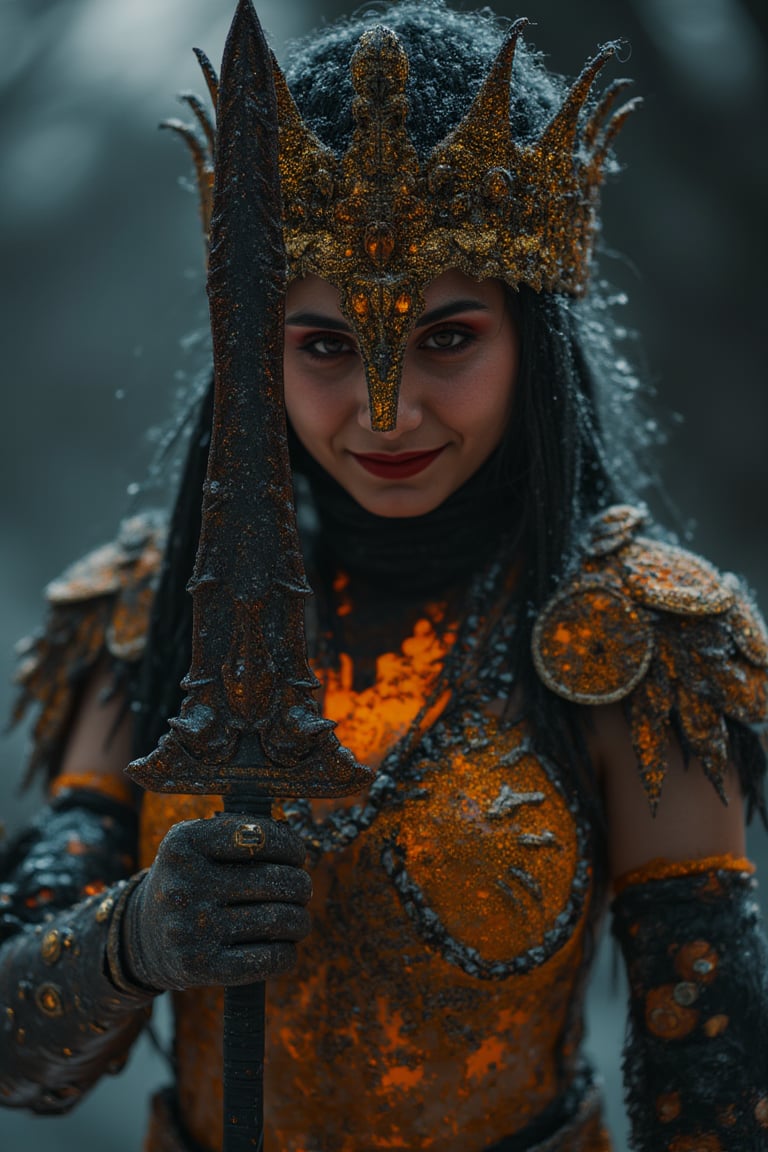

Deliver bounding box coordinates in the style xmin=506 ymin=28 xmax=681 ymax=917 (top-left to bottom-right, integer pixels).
xmin=223 ymin=792 xmax=272 ymax=1151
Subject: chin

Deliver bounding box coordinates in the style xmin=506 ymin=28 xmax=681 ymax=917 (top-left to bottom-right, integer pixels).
xmin=345 ymin=483 xmax=447 ymax=519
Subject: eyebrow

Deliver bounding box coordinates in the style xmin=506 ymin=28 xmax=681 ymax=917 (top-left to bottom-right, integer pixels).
xmin=284 ymin=298 xmax=490 ymax=331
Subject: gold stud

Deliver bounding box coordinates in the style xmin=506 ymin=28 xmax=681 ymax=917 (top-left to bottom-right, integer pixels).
xmin=95 ymin=895 xmax=115 ymax=924
xmin=35 ymin=983 xmax=64 ymax=1018
xmin=233 ymin=823 xmax=267 ymax=852
xmin=41 ymin=928 xmax=62 ymax=966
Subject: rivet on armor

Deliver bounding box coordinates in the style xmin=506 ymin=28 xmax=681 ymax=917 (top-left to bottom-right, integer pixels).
xmin=16 ymin=1028 xmax=25 ymax=1045
xmin=4 ymin=1007 xmax=13 ymax=1023
xmin=673 ymin=981 xmax=699 ymax=1007
xmin=41 ymin=928 xmax=62 ymax=965
xmin=62 ymin=1047 xmax=73 ymax=1058
xmin=656 ymin=1091 xmax=681 ymax=1123
xmin=674 ymin=940 xmax=718 ymax=985
xmin=35 ymin=982 xmax=64 ymax=1018
xmin=96 ymin=895 xmax=115 ymax=924
xmin=645 ymin=985 xmax=699 ymax=1040
xmin=754 ymin=1095 xmax=768 ymax=1127
xmin=703 ymin=1014 xmax=729 ymax=1038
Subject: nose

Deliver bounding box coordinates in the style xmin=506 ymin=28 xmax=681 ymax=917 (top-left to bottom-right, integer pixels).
xmin=357 ymin=374 xmax=424 ymax=438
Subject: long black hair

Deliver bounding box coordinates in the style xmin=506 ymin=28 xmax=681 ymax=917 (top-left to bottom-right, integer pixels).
xmin=134 ymin=1 xmax=652 ymax=770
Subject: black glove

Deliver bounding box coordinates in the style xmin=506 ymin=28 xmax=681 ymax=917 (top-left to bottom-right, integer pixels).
xmin=118 ymin=814 xmax=312 ymax=991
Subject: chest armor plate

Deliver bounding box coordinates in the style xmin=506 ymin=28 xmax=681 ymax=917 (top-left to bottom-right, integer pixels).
xmin=140 ymin=602 xmax=597 ymax=1152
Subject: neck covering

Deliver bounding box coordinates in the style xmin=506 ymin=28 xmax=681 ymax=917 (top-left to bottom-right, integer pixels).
xmin=290 ymin=431 xmax=522 ymax=594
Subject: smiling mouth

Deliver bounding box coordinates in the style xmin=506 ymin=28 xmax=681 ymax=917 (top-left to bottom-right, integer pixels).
xmin=351 ymin=447 xmax=447 ymax=479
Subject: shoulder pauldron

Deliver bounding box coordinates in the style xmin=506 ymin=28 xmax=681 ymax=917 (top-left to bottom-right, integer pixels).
xmin=10 ymin=511 xmax=166 ymax=785
xmin=532 ymin=505 xmax=768 ymax=810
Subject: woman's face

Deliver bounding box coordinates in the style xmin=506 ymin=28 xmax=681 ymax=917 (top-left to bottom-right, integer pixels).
xmin=283 ymin=269 xmax=520 ymax=518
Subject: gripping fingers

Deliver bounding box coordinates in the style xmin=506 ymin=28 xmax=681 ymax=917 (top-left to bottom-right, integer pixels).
xmin=219 ymin=861 xmax=312 ymax=906
xmin=218 ymin=941 xmax=299 ymax=986
xmin=225 ymin=902 xmax=312 ymax=944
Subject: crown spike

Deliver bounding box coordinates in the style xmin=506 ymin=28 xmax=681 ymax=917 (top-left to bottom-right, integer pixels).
xmin=429 ymin=18 xmax=528 ymax=174
xmin=539 ymin=43 xmax=616 ymax=156
xmin=583 ymin=78 xmax=634 ymax=152
xmin=350 ymin=25 xmax=409 ymax=103
xmin=592 ymin=96 xmax=642 ymax=170
xmin=193 ymin=46 xmax=220 ymax=111
xmin=272 ymin=55 xmax=337 ymax=188
xmin=180 ymin=91 xmax=216 ymax=155
xmin=160 ymin=119 xmax=214 ymax=244
xmin=344 ymin=26 xmax=415 ymax=193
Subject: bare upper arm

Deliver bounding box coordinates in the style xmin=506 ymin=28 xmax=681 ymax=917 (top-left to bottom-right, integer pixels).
xmin=52 ymin=666 xmax=139 ymax=809
xmin=590 ymin=703 xmax=746 ymax=882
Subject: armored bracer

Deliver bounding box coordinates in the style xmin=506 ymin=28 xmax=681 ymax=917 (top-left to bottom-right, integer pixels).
xmin=0 ymin=793 xmax=153 ymax=1111
xmin=613 ymin=857 xmax=768 ymax=1150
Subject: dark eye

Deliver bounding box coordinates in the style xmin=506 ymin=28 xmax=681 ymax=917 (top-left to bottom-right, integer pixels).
xmin=303 ymin=334 xmax=354 ymax=359
xmin=421 ymin=328 xmax=473 ymax=352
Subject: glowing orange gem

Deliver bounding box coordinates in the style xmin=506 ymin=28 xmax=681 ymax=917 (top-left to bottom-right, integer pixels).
xmin=364 ymin=223 xmax=395 ymax=265
xmin=395 ymin=294 xmax=411 ymax=315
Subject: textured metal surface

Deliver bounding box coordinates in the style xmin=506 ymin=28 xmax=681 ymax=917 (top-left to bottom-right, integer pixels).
xmin=533 ymin=504 xmax=768 ymax=811
xmin=171 ymin=19 xmax=638 ymax=432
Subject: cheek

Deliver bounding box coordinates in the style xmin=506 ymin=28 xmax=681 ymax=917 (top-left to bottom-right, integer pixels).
xmin=283 ymin=370 xmax=344 ymax=451
xmin=450 ymin=340 xmax=518 ymax=448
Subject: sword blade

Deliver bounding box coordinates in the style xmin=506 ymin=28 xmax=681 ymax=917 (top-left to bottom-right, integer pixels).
xmin=127 ymin=3 xmax=373 ymax=1149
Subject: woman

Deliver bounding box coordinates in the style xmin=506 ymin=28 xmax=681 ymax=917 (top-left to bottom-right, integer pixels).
xmin=2 ymin=2 xmax=767 ymax=1150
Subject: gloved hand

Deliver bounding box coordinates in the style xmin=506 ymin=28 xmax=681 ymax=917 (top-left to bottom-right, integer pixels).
xmin=118 ymin=814 xmax=312 ymax=991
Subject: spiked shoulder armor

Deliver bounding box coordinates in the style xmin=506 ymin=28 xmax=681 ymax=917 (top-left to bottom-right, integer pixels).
xmin=532 ymin=505 xmax=768 ymax=810
xmin=11 ymin=511 xmax=166 ymax=786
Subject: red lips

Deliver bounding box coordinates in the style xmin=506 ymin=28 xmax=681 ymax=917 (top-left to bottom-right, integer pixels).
xmin=351 ymin=447 xmax=446 ymax=479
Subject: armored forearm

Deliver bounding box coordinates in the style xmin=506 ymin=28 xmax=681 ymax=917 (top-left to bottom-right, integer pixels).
xmin=0 ymin=791 xmax=153 ymax=1113
xmin=612 ymin=857 xmax=768 ymax=1151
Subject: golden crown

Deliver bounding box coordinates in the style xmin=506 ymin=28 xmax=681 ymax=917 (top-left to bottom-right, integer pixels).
xmin=166 ymin=19 xmax=638 ymax=430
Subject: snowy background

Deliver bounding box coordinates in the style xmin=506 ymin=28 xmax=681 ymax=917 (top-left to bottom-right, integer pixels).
xmin=2 ymin=0 xmax=767 ymax=1148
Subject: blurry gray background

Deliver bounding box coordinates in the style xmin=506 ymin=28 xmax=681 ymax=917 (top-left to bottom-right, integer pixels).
xmin=1 ymin=0 xmax=767 ymax=1148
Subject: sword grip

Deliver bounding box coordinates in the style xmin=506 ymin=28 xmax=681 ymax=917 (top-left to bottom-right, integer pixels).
xmin=223 ymin=792 xmax=272 ymax=1152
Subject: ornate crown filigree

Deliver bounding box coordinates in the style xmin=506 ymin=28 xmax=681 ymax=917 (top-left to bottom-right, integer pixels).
xmin=166 ymin=20 xmax=638 ymax=430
